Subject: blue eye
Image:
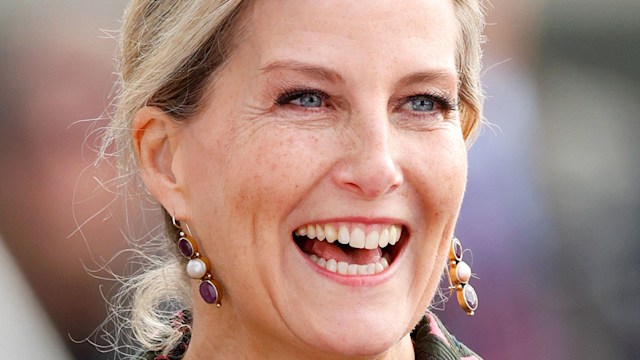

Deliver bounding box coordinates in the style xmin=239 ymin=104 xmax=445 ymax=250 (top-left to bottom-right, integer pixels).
xmin=293 ymin=93 xmax=323 ymax=108
xmin=409 ymin=97 xmax=435 ymax=112
xmin=277 ymin=89 xmax=327 ymax=108
xmin=402 ymin=94 xmax=457 ymax=114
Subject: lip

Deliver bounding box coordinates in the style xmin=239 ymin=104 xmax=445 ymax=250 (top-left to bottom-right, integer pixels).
xmin=291 ymin=217 xmax=411 ymax=287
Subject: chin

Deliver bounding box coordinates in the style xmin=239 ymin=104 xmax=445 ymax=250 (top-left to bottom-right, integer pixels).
xmin=319 ymin=322 xmax=408 ymax=356
xmin=292 ymin=301 xmax=415 ymax=357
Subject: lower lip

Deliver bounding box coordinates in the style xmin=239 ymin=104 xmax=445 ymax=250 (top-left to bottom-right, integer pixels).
xmin=297 ymin=238 xmax=408 ymax=287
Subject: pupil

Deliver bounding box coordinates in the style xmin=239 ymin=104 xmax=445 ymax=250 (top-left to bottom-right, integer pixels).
xmin=412 ymin=98 xmax=434 ymax=111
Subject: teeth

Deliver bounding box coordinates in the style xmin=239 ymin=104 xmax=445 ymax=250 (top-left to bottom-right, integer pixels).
xmin=295 ymin=223 xmax=403 ymax=250
xmin=380 ymin=256 xmax=390 ymax=269
xmin=364 ymin=230 xmax=379 ymax=250
xmin=349 ymin=228 xmax=365 ymax=249
xmin=337 ymin=261 xmax=348 ymax=274
xmin=307 ymin=224 xmax=316 ymax=239
xmin=388 ymin=225 xmax=399 ymax=245
xmin=366 ymin=263 xmax=376 ymax=274
xmin=357 ymin=264 xmax=368 ymax=274
xmin=325 ymin=225 xmax=338 ymax=243
xmin=308 ymin=254 xmax=391 ymax=276
xmin=297 ymin=223 xmax=403 ymax=275
xmin=347 ymin=264 xmax=358 ymax=275
xmin=378 ymin=228 xmax=389 ymax=248
xmin=326 ymin=259 xmax=337 ymax=272
xmin=338 ymin=225 xmax=350 ymax=245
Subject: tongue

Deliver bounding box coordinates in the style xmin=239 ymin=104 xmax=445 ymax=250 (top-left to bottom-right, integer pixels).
xmin=302 ymin=239 xmax=382 ymax=265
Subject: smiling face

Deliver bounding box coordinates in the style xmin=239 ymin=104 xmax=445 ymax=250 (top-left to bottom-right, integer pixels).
xmin=149 ymin=0 xmax=466 ymax=357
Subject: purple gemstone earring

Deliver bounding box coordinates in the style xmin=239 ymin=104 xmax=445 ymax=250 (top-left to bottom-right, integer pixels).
xmin=173 ymin=216 xmax=223 ymax=307
xmin=447 ymin=237 xmax=478 ymax=316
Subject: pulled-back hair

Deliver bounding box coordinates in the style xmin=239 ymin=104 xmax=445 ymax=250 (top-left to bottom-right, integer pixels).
xmin=97 ymin=0 xmax=485 ymax=357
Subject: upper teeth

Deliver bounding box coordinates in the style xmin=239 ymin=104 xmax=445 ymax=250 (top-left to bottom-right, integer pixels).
xmin=295 ymin=223 xmax=402 ymax=250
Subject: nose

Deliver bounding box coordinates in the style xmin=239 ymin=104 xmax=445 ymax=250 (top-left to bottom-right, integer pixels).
xmin=332 ymin=113 xmax=404 ymax=199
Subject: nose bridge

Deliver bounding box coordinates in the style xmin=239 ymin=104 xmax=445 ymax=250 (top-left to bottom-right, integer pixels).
xmin=334 ymin=106 xmax=403 ymax=199
xmin=357 ymin=111 xmax=393 ymax=167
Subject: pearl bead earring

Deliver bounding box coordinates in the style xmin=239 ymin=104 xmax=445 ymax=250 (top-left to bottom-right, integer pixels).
xmin=448 ymin=237 xmax=478 ymax=316
xmin=173 ymin=217 xmax=223 ymax=307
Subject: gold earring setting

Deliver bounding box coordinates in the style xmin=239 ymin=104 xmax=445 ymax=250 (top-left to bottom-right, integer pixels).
xmin=448 ymin=237 xmax=478 ymax=316
xmin=173 ymin=217 xmax=223 ymax=307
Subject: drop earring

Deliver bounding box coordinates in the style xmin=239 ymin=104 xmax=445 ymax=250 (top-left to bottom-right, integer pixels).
xmin=447 ymin=237 xmax=478 ymax=316
xmin=173 ymin=217 xmax=223 ymax=307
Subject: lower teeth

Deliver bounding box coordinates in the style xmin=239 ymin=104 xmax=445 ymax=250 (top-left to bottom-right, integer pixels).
xmin=308 ymin=254 xmax=390 ymax=275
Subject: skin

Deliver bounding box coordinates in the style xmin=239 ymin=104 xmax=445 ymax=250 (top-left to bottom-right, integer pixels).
xmin=134 ymin=0 xmax=467 ymax=359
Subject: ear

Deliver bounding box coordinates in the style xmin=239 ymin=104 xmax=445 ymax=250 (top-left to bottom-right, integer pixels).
xmin=132 ymin=106 xmax=187 ymax=218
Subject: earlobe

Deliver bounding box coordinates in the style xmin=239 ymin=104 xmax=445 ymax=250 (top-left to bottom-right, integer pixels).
xmin=132 ymin=106 xmax=186 ymax=217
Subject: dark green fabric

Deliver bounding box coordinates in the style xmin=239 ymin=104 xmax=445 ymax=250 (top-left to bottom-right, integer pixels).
xmin=412 ymin=312 xmax=482 ymax=360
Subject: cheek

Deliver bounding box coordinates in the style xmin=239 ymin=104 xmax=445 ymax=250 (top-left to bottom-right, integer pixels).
xmin=411 ymin=136 xmax=468 ymax=217
xmin=439 ymin=152 xmax=468 ymax=211
xmin=221 ymin=129 xmax=330 ymax=218
xmin=244 ymin=139 xmax=292 ymax=195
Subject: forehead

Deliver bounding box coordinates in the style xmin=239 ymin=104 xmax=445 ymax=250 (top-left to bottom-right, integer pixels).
xmin=244 ymin=0 xmax=459 ymax=76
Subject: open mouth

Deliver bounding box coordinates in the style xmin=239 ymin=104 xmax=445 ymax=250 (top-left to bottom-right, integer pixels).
xmin=293 ymin=223 xmax=406 ymax=276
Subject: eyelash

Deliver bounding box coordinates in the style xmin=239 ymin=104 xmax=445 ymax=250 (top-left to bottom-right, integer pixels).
xmin=404 ymin=93 xmax=458 ymax=112
xmin=274 ymin=87 xmax=458 ymax=113
xmin=275 ymin=88 xmax=330 ymax=107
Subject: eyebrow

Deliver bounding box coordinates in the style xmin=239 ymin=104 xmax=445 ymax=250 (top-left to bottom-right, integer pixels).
xmin=259 ymin=60 xmax=344 ymax=83
xmin=260 ymin=59 xmax=457 ymax=89
xmin=396 ymin=70 xmax=458 ymax=90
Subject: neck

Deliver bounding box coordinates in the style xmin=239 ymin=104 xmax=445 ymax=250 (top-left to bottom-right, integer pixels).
xmin=182 ymin=302 xmax=415 ymax=360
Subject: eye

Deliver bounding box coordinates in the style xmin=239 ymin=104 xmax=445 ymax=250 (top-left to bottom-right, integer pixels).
xmin=400 ymin=94 xmax=457 ymax=114
xmin=276 ymin=89 xmax=328 ymax=108
xmin=408 ymin=96 xmax=435 ymax=112
xmin=293 ymin=93 xmax=323 ymax=107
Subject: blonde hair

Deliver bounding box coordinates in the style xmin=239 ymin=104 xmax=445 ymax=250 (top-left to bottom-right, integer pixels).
xmin=98 ymin=0 xmax=485 ymax=357
xmin=455 ymin=0 xmax=486 ymax=142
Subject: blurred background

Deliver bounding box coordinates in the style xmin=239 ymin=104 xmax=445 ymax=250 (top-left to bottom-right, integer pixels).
xmin=0 ymin=0 xmax=638 ymax=359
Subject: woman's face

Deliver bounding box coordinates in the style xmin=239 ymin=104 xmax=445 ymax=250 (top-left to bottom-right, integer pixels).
xmin=173 ymin=0 xmax=465 ymax=356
